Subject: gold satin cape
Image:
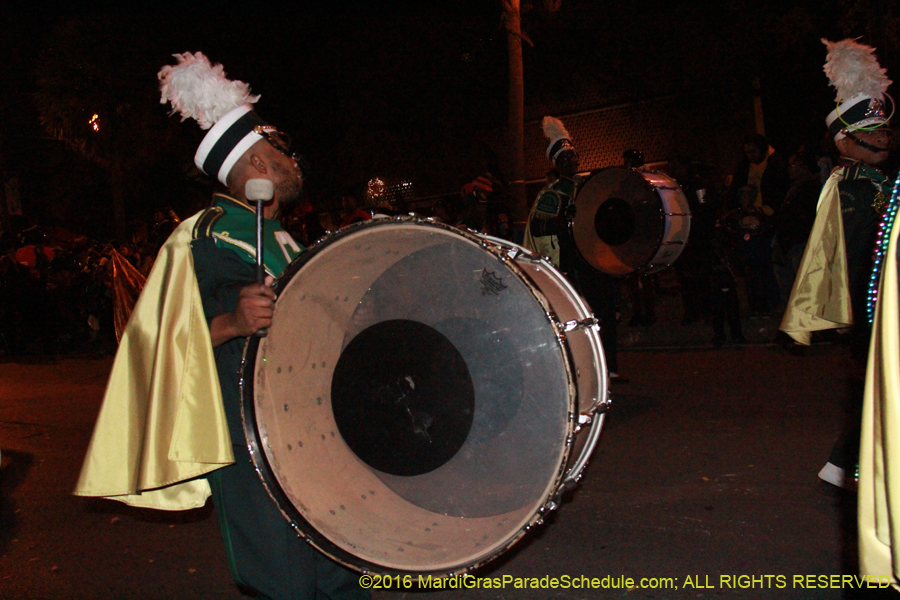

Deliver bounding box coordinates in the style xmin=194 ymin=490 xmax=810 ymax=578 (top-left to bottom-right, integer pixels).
xmin=859 ymin=211 xmax=900 ymax=588
xmin=780 ymin=171 xmax=853 ymax=344
xmin=74 ymin=213 xmax=234 ymax=510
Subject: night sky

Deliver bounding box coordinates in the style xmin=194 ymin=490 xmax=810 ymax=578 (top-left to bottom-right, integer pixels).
xmin=1 ymin=0 xmax=898 ymax=238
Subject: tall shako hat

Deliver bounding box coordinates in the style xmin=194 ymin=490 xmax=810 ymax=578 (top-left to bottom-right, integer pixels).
xmin=543 ymin=116 xmax=575 ymax=163
xmin=158 ymin=52 xmax=265 ymax=186
xmin=822 ymin=38 xmax=892 ymax=140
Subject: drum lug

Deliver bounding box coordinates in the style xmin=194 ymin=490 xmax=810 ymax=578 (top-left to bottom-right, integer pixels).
xmin=575 ymin=400 xmax=610 ymax=435
xmin=480 ymin=238 xmax=526 ymax=263
xmin=502 ymin=246 xmax=524 ymax=261
xmin=549 ymin=479 xmax=578 ymax=512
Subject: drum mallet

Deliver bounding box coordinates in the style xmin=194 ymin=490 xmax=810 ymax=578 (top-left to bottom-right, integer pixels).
xmin=245 ymin=178 xmax=275 ymax=337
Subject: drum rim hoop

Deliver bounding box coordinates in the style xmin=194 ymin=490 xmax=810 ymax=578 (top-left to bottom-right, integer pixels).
xmin=240 ymin=215 xmax=587 ymax=575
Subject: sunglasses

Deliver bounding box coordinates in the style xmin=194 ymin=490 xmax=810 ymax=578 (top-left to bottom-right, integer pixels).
xmin=254 ymin=125 xmax=311 ymax=179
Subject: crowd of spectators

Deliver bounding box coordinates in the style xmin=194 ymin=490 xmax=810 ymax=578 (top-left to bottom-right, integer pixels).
xmin=0 ymin=136 xmax=849 ymax=356
xmin=0 ymin=210 xmax=179 ymax=355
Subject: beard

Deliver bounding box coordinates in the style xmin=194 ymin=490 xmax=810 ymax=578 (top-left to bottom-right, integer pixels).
xmin=272 ymin=161 xmax=303 ymax=212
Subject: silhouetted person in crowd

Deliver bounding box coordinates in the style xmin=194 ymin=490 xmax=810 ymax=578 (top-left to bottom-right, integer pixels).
xmin=730 ymin=133 xmax=789 ymax=216
xmin=669 ymin=155 xmax=718 ymax=325
xmin=772 ymin=151 xmax=821 ymax=305
xmin=622 ymin=150 xmax=656 ymax=327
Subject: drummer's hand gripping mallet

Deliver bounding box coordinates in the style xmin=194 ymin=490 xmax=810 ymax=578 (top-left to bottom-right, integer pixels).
xmin=245 ymin=178 xmax=275 ymax=337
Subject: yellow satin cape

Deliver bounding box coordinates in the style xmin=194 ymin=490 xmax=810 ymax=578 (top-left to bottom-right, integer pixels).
xmin=74 ymin=213 xmax=234 ymax=510
xmin=780 ymin=171 xmax=853 ymax=345
xmin=859 ymin=213 xmax=900 ymax=588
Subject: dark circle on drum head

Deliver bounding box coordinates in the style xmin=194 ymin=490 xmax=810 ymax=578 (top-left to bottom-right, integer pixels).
xmin=594 ymin=197 xmax=636 ymax=246
xmin=331 ymin=319 xmax=475 ymax=477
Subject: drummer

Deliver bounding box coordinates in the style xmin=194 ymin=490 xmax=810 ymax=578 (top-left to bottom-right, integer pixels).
xmin=523 ymin=116 xmax=627 ymax=383
xmin=74 ymin=52 xmax=368 ymax=600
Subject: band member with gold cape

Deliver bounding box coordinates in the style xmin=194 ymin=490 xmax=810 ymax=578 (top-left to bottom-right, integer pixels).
xmin=781 ymin=38 xmax=893 ymax=493
xmin=859 ymin=180 xmax=900 ymax=587
xmin=74 ymin=212 xmax=231 ymax=510
xmin=74 ymin=51 xmax=366 ymax=600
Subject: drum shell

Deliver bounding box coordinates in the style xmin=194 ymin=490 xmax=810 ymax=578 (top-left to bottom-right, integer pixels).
xmin=491 ymin=238 xmax=609 ymax=486
xmin=242 ymin=218 xmax=607 ymax=576
xmin=496 ymin=240 xmax=607 ymax=419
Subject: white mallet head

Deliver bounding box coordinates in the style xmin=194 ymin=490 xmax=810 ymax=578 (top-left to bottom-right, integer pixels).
xmin=245 ymin=178 xmax=274 ymax=202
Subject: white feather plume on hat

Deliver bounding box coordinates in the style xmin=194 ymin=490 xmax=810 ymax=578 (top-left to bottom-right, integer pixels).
xmin=542 ymin=116 xmax=575 ymax=161
xmin=542 ymin=116 xmax=571 ymax=144
xmin=822 ymin=38 xmax=891 ymax=103
xmin=158 ymin=52 xmax=259 ymax=130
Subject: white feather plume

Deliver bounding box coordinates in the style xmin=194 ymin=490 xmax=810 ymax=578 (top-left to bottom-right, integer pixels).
xmin=158 ymin=52 xmax=260 ymax=130
xmin=822 ymin=38 xmax=891 ymax=103
xmin=542 ymin=116 xmax=571 ymax=141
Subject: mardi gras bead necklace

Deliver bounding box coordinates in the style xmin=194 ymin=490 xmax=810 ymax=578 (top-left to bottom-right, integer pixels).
xmin=867 ymin=172 xmax=900 ymax=324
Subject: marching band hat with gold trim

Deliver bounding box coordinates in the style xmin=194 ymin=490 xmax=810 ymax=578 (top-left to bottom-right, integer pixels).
xmin=822 ymin=39 xmax=892 ymax=140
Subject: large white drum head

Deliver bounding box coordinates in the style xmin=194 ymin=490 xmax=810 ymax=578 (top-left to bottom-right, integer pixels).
xmin=244 ymin=219 xmax=576 ymax=574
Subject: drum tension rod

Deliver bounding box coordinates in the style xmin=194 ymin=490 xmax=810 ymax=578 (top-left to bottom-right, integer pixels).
xmin=562 ymin=317 xmax=599 ymax=332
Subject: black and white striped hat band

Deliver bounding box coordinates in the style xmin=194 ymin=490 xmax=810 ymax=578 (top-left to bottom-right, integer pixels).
xmin=548 ymin=138 xmax=575 ymax=162
xmin=194 ymin=105 xmax=266 ymax=185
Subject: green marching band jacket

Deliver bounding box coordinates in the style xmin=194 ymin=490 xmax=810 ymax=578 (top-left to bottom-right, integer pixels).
xmin=74 ymin=194 xmax=303 ymax=510
xmin=522 ymin=176 xmax=579 ymax=266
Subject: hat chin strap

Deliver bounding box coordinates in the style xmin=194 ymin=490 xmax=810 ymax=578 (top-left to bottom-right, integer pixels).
xmin=845 ymin=131 xmax=889 ymax=153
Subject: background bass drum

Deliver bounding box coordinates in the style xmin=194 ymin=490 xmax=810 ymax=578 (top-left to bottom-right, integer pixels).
xmin=571 ymin=166 xmax=691 ymax=275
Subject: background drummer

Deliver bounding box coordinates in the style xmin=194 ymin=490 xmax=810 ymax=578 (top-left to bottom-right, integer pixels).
xmin=74 ymin=52 xmax=368 ymax=600
xmin=523 ymin=116 xmax=627 ymax=383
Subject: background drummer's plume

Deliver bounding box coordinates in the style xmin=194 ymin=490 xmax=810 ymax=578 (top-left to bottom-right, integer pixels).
xmin=542 ymin=116 xmax=571 ymax=142
xmin=158 ymin=52 xmax=260 ymax=130
xmin=822 ymin=38 xmax=891 ymax=102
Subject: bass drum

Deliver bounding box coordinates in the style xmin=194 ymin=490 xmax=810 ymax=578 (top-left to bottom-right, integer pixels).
xmin=241 ymin=217 xmax=609 ymax=576
xmin=571 ymin=166 xmax=691 ymax=275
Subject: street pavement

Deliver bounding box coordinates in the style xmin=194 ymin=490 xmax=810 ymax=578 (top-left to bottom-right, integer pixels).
xmin=1 ymin=328 xmax=897 ymax=599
